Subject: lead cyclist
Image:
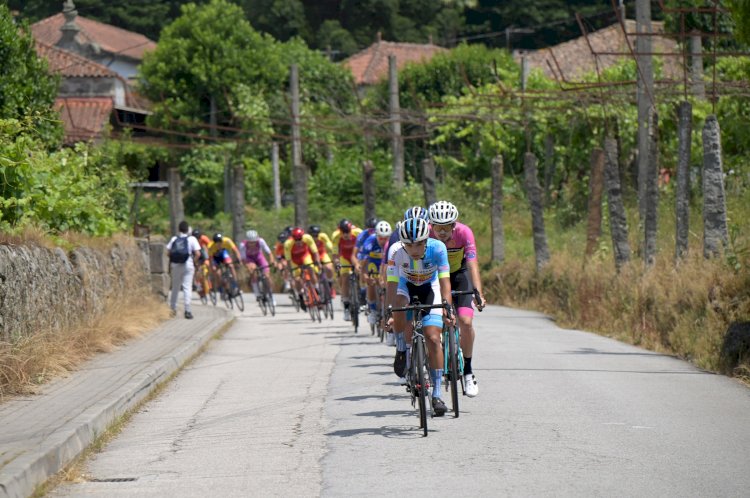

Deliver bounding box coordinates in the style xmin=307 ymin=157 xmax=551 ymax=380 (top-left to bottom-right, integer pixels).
xmin=428 ymin=201 xmax=486 ymax=397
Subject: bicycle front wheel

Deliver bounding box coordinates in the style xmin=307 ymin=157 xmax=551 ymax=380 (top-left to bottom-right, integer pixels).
xmin=448 ymin=326 xmax=460 ymax=418
xmin=349 ymin=275 xmax=359 ymax=333
xmin=257 ymin=279 xmax=268 ymax=316
xmin=265 ymin=279 xmax=276 ymax=317
xmin=233 ymin=291 xmax=245 ymax=312
xmin=414 ymin=338 xmax=429 ymax=436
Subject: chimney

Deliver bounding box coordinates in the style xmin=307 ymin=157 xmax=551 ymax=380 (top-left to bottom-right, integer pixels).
xmin=58 ymin=0 xmax=81 ymax=51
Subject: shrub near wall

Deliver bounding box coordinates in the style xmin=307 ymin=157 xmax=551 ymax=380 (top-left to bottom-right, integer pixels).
xmin=0 ymin=237 xmax=149 ymax=342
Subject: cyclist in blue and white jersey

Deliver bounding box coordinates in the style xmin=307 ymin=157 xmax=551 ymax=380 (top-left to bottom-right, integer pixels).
xmin=355 ymin=217 xmax=379 ymax=304
xmin=387 ymin=217 xmax=454 ymax=416
xmin=358 ymin=220 xmax=392 ymax=327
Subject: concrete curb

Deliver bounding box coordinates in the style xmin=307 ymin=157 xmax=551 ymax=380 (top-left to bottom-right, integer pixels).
xmin=0 ymin=309 xmax=234 ymax=498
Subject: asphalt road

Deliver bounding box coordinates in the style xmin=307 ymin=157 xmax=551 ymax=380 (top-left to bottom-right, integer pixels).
xmin=51 ymin=295 xmax=750 ymax=497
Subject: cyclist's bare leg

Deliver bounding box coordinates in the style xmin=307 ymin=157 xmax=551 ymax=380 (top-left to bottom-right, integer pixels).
xmin=322 ymin=262 xmax=334 ymax=282
xmin=458 ymin=314 xmax=475 ymax=358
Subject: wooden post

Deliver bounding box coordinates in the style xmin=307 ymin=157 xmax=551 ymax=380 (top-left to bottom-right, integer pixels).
xmin=543 ymin=134 xmax=555 ymax=205
xmin=272 ymin=142 xmax=281 ymax=210
xmin=167 ymin=167 xmax=184 ymax=236
xmin=422 ymin=156 xmax=437 ymax=207
xmin=702 ymin=115 xmax=729 ymax=258
xmin=362 ymin=160 xmax=376 ymax=222
xmin=389 ymin=55 xmax=404 ymax=189
xmin=644 ymin=108 xmax=659 ymax=267
xmin=675 ymin=101 xmax=692 ymax=261
xmin=232 ymin=163 xmax=245 ymax=244
xmin=491 ymin=155 xmax=505 ymax=264
xmin=691 ymin=32 xmax=706 ymax=99
xmin=604 ymin=137 xmax=631 ymax=270
xmin=290 ymin=63 xmax=307 ymax=228
xmin=636 ymin=0 xmax=654 ymax=222
xmin=585 ymin=148 xmax=606 ymax=257
xmin=524 ymin=153 xmax=550 ymax=270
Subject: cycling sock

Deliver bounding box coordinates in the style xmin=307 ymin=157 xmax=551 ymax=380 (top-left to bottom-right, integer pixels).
xmin=251 ymin=281 xmax=260 ymax=295
xmin=431 ymin=369 xmax=443 ymax=398
xmin=464 ymin=356 xmax=472 ymax=375
xmin=395 ymin=332 xmax=407 ymax=351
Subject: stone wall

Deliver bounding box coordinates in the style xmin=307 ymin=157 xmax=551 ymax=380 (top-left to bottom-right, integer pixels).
xmin=0 ymin=238 xmax=153 ymax=342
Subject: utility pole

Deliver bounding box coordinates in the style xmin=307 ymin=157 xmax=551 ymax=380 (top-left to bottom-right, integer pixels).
xmin=272 ymin=142 xmax=281 ymax=211
xmin=691 ymin=32 xmax=706 ymax=99
xmin=636 ymin=0 xmax=654 ymax=222
xmin=389 ymin=55 xmax=404 ymax=189
xmin=290 ymin=63 xmax=307 ymax=228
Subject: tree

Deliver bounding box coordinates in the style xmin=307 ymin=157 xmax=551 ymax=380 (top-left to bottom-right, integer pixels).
xmin=728 ymin=0 xmax=750 ymax=45
xmin=0 ymin=5 xmax=61 ymax=147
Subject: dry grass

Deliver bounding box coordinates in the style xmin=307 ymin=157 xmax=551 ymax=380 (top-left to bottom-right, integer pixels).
xmin=0 ymin=293 xmax=170 ymax=400
xmin=484 ymin=248 xmax=750 ymax=375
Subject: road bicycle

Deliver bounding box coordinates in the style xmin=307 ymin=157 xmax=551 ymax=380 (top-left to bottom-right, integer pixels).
xmin=219 ymin=262 xmax=245 ymax=312
xmin=387 ymin=299 xmax=452 ymax=437
xmin=337 ymin=264 xmax=360 ymax=333
xmin=196 ymin=261 xmax=217 ymax=306
xmin=318 ymin=275 xmax=335 ymax=320
xmin=365 ymin=269 xmax=386 ymax=340
xmin=444 ymin=288 xmax=484 ymax=417
xmin=251 ymin=265 xmax=275 ymax=316
xmin=299 ymin=264 xmax=322 ymax=323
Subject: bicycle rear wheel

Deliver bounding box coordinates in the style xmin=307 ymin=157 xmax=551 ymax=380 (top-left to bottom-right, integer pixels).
xmin=257 ymin=277 xmax=268 ymax=316
xmin=414 ymin=338 xmax=429 ymax=436
xmin=209 ymin=288 xmax=217 ymax=306
xmin=306 ymin=284 xmax=317 ymax=322
xmin=349 ymin=274 xmax=359 ymax=333
xmin=448 ymin=326 xmax=460 ymax=418
xmin=289 ymin=288 xmax=300 ymax=312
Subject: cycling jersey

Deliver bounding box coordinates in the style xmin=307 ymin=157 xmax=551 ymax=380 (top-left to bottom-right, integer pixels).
xmin=274 ymin=240 xmax=287 ymax=260
xmin=283 ymin=234 xmax=319 ymax=266
xmin=208 ymin=237 xmax=238 ymax=258
xmin=355 ymin=228 xmax=375 ymax=253
xmin=240 ymin=238 xmax=271 ymax=267
xmin=332 ymin=227 xmax=363 ymax=261
xmin=358 ymin=233 xmax=386 ymax=272
xmin=312 ymin=233 xmax=333 ymax=265
xmin=429 ymin=222 xmax=477 ymax=273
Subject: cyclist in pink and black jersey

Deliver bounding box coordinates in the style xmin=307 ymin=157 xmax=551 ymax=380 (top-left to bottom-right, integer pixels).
xmin=428 ymin=200 xmax=486 ymax=398
xmin=240 ymin=230 xmax=273 ymax=301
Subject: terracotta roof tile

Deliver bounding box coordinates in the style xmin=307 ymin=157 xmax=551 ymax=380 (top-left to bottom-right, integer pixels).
xmin=518 ymin=20 xmax=682 ymax=81
xmin=31 ymin=13 xmax=156 ymax=61
xmin=343 ymin=41 xmax=446 ymax=85
xmin=54 ymin=97 xmax=113 ymax=143
xmin=35 ymin=41 xmax=117 ymax=78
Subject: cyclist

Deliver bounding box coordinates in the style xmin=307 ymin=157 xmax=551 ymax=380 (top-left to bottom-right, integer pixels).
xmin=274 ymin=229 xmax=292 ymax=291
xmin=386 ymin=217 xmax=453 ymax=416
xmin=429 ymin=201 xmax=486 ymax=397
xmin=192 ymin=229 xmax=212 ymax=292
xmin=309 ymin=224 xmax=336 ymax=296
xmin=283 ymin=227 xmax=322 ymax=311
xmin=385 ymin=207 xmax=429 ymax=349
xmin=209 ymin=233 xmax=243 ymax=296
xmin=240 ymin=229 xmax=274 ymax=303
xmin=355 ymin=217 xmax=379 ymax=304
xmin=332 ymin=219 xmax=362 ymax=321
xmin=357 ymin=220 xmax=392 ymax=327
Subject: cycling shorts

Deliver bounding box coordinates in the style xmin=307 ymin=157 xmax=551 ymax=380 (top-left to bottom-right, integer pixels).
xmin=397 ymin=280 xmax=443 ymax=328
xmin=212 ymin=249 xmax=232 ymax=266
xmin=451 ymin=270 xmax=475 ymax=317
xmin=319 ymin=251 xmax=332 ymax=265
xmin=244 ymin=253 xmax=269 ymax=270
xmin=366 ymin=261 xmax=381 ymax=278
xmin=338 ymin=256 xmax=354 ymax=275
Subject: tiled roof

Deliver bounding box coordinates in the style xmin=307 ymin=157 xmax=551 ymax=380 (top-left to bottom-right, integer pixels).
xmin=518 ymin=20 xmax=682 ymax=81
xmin=54 ymin=97 xmax=113 ymax=143
xmin=34 ymin=41 xmax=117 ymax=78
xmin=31 ymin=13 xmax=156 ymax=61
xmin=344 ymin=40 xmax=446 ymax=86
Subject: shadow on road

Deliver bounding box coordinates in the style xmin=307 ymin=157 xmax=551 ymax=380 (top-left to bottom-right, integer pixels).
xmin=336 ymin=393 xmax=403 ymax=401
xmin=562 ymin=347 xmax=676 ymax=358
xmin=326 ymin=425 xmax=423 ymax=439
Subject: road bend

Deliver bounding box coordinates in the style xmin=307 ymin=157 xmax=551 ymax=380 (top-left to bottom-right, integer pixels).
xmin=52 ymin=296 xmax=750 ymax=497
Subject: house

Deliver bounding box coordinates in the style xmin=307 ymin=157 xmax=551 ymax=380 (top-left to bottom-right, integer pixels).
xmin=516 ymin=19 xmax=682 ymax=82
xmin=30 ymin=0 xmax=155 ymax=144
xmin=343 ymin=34 xmax=446 ymax=88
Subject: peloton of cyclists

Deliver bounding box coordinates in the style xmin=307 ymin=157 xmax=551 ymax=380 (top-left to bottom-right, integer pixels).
xmin=357 ymin=220 xmax=392 ymax=327
xmin=332 ymin=219 xmax=362 ymax=321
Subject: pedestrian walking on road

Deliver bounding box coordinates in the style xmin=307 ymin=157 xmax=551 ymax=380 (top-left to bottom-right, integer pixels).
xmin=167 ymin=221 xmax=202 ymax=319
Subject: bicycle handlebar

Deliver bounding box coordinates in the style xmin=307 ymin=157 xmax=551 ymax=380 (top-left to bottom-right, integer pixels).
xmin=387 ymin=299 xmax=452 ymax=318
xmin=451 ymin=288 xmax=485 ymax=312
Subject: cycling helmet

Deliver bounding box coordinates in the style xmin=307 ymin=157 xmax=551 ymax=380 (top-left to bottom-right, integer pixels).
xmin=192 ymin=229 xmax=201 ymax=238
xmin=365 ymin=217 xmax=379 ymax=229
xmin=277 ymin=231 xmax=288 ymax=243
xmin=291 ymin=227 xmax=304 ymax=240
xmin=308 ymin=225 xmax=321 ymax=236
xmin=399 ymin=218 xmax=430 ymax=243
xmin=213 ymin=233 xmax=223 ymax=243
xmin=375 ymin=220 xmax=392 ymax=238
xmin=339 ymin=219 xmax=352 ymax=233
xmin=403 ymin=206 xmax=429 ymax=221
xmin=429 ymin=200 xmax=459 ymax=225
xmin=245 ymin=230 xmax=259 ymax=242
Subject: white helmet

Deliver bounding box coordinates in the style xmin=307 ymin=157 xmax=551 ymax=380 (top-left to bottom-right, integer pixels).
xmin=245 ymin=230 xmax=259 ymax=242
xmin=429 ymin=201 xmax=459 ymax=225
xmin=375 ymin=220 xmax=392 ymax=237
xmin=399 ymin=218 xmax=430 ymax=243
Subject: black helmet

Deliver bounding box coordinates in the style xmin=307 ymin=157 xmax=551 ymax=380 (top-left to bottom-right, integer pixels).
xmin=308 ymin=225 xmax=321 ymax=236
xmin=277 ymin=231 xmax=288 ymax=243
xmin=365 ymin=217 xmax=379 ymax=229
xmin=192 ymin=229 xmax=201 ymax=238
xmin=339 ymin=219 xmax=352 ymax=233
xmin=213 ymin=233 xmax=223 ymax=243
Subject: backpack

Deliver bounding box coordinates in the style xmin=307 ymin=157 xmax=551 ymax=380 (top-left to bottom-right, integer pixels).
xmin=170 ymin=236 xmax=190 ymax=264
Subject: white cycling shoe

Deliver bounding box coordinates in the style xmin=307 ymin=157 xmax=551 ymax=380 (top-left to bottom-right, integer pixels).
xmin=464 ymin=373 xmax=479 ymax=397
xmin=386 ymin=333 xmax=396 ymax=347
